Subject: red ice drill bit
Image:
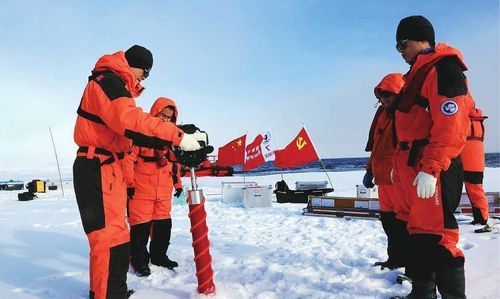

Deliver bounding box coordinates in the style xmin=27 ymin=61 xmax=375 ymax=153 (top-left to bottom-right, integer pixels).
xmin=187 ymin=167 xmax=216 ymax=295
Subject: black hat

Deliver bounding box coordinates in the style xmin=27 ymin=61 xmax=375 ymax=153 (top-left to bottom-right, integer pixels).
xmin=396 ymin=16 xmax=435 ymax=46
xmin=125 ymin=45 xmax=153 ymax=70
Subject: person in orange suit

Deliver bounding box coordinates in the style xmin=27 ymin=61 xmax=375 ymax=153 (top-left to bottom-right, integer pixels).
xmin=364 ymin=73 xmax=407 ymax=270
xmin=73 ymin=45 xmax=203 ymax=299
xmin=123 ymin=97 xmax=184 ymax=277
xmin=462 ymin=107 xmax=489 ymax=225
xmin=390 ymin=16 xmax=475 ymax=299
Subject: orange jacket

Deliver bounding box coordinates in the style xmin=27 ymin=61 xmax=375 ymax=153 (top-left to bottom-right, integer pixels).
xmin=461 ymin=107 xmax=487 ymax=172
xmin=395 ymin=44 xmax=474 ymax=176
xmin=123 ymin=97 xmax=182 ymax=201
xmin=74 ymin=51 xmax=183 ymax=153
xmin=366 ymin=73 xmax=405 ymax=184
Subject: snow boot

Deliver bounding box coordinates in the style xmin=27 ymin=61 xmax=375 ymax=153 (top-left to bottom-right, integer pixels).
xmin=126 ymin=289 xmax=135 ymax=298
xmin=470 ymin=207 xmax=487 ymax=225
xmin=375 ymin=212 xmax=406 ymax=269
xmin=134 ymin=264 xmax=151 ymax=277
xmin=391 ymin=274 xmax=437 ymax=299
xmin=130 ymin=221 xmax=152 ymax=277
xmin=150 ymin=218 xmax=178 ymax=270
xmin=90 ymin=289 xmax=135 ymax=298
xmin=436 ymin=266 xmax=466 ymax=299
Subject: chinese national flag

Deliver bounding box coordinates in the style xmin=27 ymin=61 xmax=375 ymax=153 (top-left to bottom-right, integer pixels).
xmin=274 ymin=127 xmax=319 ymax=168
xmin=243 ymin=134 xmax=266 ymax=171
xmin=216 ymin=134 xmax=246 ymax=166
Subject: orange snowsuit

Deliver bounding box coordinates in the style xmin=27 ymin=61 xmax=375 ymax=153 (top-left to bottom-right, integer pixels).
xmin=462 ymin=107 xmax=489 ymax=223
xmin=73 ymin=52 xmax=184 ymax=299
xmin=366 ymin=73 xmax=407 ymax=268
xmin=122 ymin=97 xmax=183 ymax=273
xmin=123 ymin=97 xmax=182 ymax=225
xmin=393 ymin=44 xmax=474 ymax=278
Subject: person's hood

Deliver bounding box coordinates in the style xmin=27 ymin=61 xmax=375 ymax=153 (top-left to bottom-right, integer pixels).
xmin=374 ymin=73 xmax=405 ymax=99
xmin=92 ymin=51 xmax=145 ymax=97
xmin=150 ymin=97 xmax=178 ymax=123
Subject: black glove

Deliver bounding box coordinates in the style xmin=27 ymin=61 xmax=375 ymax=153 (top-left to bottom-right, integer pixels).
xmin=363 ymin=170 xmax=375 ymax=188
xmin=127 ymin=187 xmax=135 ymax=198
xmin=174 ymin=188 xmax=183 ymax=198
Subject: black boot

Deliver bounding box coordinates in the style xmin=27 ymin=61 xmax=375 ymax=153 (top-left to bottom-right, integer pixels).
xmin=130 ymin=221 xmax=152 ymax=277
xmin=471 ymin=207 xmax=487 ymax=225
xmin=436 ymin=266 xmax=466 ymax=299
xmin=392 ymin=273 xmax=437 ymax=299
xmin=375 ymin=212 xmax=405 ymax=269
xmin=392 ymin=217 xmax=410 ymax=267
xmin=150 ymin=219 xmax=178 ymax=270
xmin=126 ymin=289 xmax=135 ymax=298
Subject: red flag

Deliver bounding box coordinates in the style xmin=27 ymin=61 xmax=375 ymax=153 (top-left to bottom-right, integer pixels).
xmin=243 ymin=134 xmax=265 ymax=171
xmin=274 ymin=127 xmax=319 ymax=168
xmin=216 ymin=134 xmax=246 ymax=166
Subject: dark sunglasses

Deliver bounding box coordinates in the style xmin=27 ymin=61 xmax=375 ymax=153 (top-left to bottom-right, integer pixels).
xmin=396 ymin=39 xmax=409 ymax=51
xmin=379 ymin=90 xmax=396 ymax=98
xmin=143 ymin=68 xmax=150 ymax=79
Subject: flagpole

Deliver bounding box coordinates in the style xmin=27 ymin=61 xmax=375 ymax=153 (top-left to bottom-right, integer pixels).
xmin=273 ymin=127 xmax=285 ymax=182
xmin=304 ymin=126 xmax=333 ymax=189
xmin=243 ymin=131 xmax=247 ymax=182
xmin=49 ymin=126 xmax=65 ymax=197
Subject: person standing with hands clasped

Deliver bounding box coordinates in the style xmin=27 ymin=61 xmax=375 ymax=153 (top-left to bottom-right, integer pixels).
xmin=123 ymin=97 xmax=184 ymax=277
xmin=390 ymin=16 xmax=474 ymax=299
xmin=73 ymin=45 xmax=203 ymax=299
xmin=364 ymin=73 xmax=408 ymax=270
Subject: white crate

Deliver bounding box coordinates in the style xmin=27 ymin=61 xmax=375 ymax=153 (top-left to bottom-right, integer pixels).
xmin=295 ymin=181 xmax=328 ymax=190
xmin=356 ymin=185 xmax=378 ymax=198
xmin=221 ymin=181 xmax=258 ymax=206
xmin=243 ymin=185 xmax=272 ymax=208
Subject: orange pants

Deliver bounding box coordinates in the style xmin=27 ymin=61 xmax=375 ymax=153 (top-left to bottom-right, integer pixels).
xmin=464 ymin=180 xmax=489 ymax=222
xmin=128 ymin=196 xmax=172 ymax=226
xmin=461 ymin=138 xmax=489 ymax=222
xmin=393 ymin=147 xmax=464 ymax=275
xmin=74 ymin=152 xmax=130 ymax=299
xmin=378 ymin=184 xmax=397 ymax=212
xmin=389 ymin=168 xmax=411 ymax=222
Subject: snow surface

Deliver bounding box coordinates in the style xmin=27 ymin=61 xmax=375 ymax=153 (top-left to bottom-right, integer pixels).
xmin=0 ymin=169 xmax=499 ymax=299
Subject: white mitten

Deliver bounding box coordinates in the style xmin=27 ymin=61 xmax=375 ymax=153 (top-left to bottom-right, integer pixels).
xmin=192 ymin=131 xmax=208 ymax=145
xmin=179 ymin=133 xmax=201 ymax=151
xmin=413 ymin=171 xmax=437 ymax=198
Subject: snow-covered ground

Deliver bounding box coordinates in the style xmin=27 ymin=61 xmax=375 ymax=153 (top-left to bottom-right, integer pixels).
xmin=0 ymin=169 xmax=499 ymax=299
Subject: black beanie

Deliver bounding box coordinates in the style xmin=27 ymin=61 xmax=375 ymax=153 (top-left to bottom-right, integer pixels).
xmin=125 ymin=45 xmax=153 ymax=70
xmin=396 ymin=16 xmax=435 ymax=46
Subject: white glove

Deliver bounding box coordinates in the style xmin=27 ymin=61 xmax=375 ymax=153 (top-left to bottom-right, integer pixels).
xmin=179 ymin=133 xmax=201 ymax=151
xmin=192 ymin=131 xmax=208 ymax=145
xmin=413 ymin=171 xmax=437 ymax=199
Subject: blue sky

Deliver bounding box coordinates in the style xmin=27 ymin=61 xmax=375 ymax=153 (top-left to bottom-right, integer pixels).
xmin=0 ymin=0 xmax=498 ymax=172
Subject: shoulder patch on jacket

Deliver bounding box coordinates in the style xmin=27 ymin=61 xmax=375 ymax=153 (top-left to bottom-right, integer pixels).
xmin=435 ymin=56 xmax=468 ymax=98
xmin=93 ymin=72 xmax=132 ymax=101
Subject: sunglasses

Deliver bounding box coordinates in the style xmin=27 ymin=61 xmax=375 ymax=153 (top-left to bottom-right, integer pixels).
xmin=157 ymin=112 xmax=175 ymax=122
xmin=142 ymin=68 xmax=150 ymax=79
xmin=396 ymin=39 xmax=409 ymax=51
xmin=379 ymin=90 xmax=396 ymax=98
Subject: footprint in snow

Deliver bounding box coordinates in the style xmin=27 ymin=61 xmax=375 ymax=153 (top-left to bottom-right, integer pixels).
xmin=461 ymin=242 xmax=477 ymax=250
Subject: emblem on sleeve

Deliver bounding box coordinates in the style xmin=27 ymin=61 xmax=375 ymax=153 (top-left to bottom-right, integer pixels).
xmin=441 ymin=100 xmax=458 ymax=116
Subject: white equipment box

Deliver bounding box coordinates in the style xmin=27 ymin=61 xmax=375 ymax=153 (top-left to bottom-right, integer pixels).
xmin=356 ymin=184 xmax=378 ymax=198
xmin=243 ymin=185 xmax=272 ymax=208
xmin=221 ymin=181 xmax=258 ymax=206
xmin=295 ymin=181 xmax=328 ymax=190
